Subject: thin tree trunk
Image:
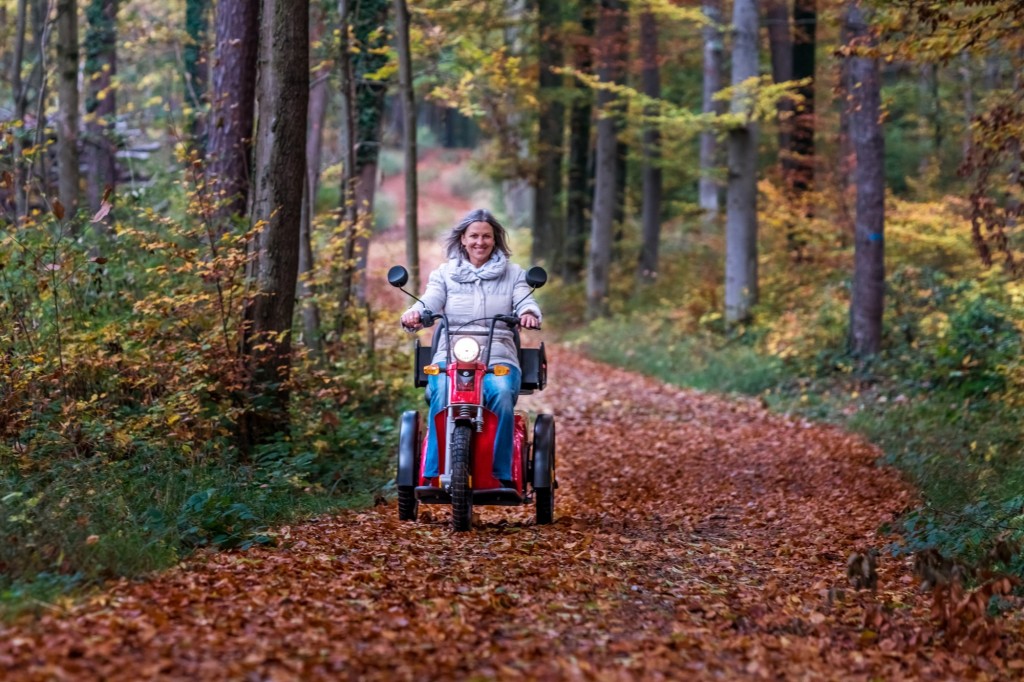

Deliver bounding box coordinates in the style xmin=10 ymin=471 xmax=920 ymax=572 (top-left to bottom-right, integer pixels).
xmin=637 ymin=6 xmax=661 ymax=284
xmin=699 ymin=0 xmax=724 ymax=228
xmin=563 ymin=3 xmax=594 ymax=283
xmin=394 ymin=0 xmax=419 ymax=293
xmin=56 ymin=0 xmax=80 ymax=219
xmin=9 ymin=0 xmax=29 ymax=221
xmin=184 ymin=0 xmax=209 ymax=148
xmin=242 ymin=0 xmax=309 ymax=448
xmin=765 ymin=0 xmax=793 ymax=161
xmin=724 ymin=0 xmax=759 ymax=325
xmin=208 ymin=0 xmax=259 ymax=226
xmin=791 ymin=0 xmax=816 ymax=195
xmin=338 ymin=0 xmax=389 ymax=317
xmin=960 ymin=52 xmax=974 ymax=163
xmin=298 ymin=12 xmax=329 ymax=357
xmin=533 ymin=0 xmax=566 ymax=271
xmin=28 ymin=0 xmax=49 ymax=205
xmin=83 ymin=0 xmax=117 ymax=219
xmin=586 ymin=0 xmax=626 ymax=319
xmin=336 ymin=0 xmax=359 ymax=331
xmin=847 ymin=1 xmax=885 ymax=356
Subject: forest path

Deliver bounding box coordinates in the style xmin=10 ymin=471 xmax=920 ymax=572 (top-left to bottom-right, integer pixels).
xmin=3 ymin=153 xmax=1022 ymax=680
xmin=2 ymin=347 xmax=1017 ymax=679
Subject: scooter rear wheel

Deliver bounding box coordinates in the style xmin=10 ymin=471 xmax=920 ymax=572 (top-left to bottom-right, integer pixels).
xmin=450 ymin=424 xmax=474 ymax=532
xmin=398 ymin=487 xmax=418 ymax=521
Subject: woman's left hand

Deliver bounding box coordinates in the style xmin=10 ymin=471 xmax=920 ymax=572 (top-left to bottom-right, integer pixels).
xmin=520 ymin=312 xmax=540 ymax=329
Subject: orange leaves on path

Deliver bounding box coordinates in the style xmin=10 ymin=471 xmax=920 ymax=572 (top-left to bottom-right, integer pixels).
xmin=3 ymin=348 xmax=1024 ymax=679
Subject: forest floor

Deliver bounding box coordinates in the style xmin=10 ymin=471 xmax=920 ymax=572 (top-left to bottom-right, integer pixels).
xmin=2 ymin=153 xmax=1024 ymax=680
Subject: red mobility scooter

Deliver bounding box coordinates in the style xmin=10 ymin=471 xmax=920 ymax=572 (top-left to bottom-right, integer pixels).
xmin=388 ymin=265 xmax=556 ymax=532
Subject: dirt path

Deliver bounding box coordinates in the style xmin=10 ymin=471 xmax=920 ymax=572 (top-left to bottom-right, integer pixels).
xmin=2 ymin=344 xmax=1022 ymax=679
xmin=4 ymin=154 xmax=1023 ymax=680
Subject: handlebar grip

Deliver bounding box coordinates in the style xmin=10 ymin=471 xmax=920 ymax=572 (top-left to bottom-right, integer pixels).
xmin=420 ymin=309 xmax=436 ymax=328
xmin=496 ymin=314 xmax=520 ymax=327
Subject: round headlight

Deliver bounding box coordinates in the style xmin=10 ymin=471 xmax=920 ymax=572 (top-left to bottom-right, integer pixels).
xmin=452 ymin=337 xmax=481 ymax=363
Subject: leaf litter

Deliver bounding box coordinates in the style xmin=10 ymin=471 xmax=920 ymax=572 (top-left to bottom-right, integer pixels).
xmin=2 ymin=347 xmax=1023 ymax=680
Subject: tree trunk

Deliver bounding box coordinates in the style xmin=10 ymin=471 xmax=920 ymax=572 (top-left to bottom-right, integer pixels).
xmin=336 ymin=0 xmax=358 ymax=330
xmin=765 ymin=0 xmax=793 ymax=161
xmin=790 ymin=0 xmax=816 ymax=194
xmin=298 ymin=10 xmax=329 ymax=357
xmin=847 ymin=1 xmax=885 ymax=356
xmin=637 ymin=6 xmax=661 ymax=284
xmin=27 ymin=0 xmax=49 ymax=205
xmin=960 ymin=52 xmax=974 ymax=163
xmin=56 ymin=0 xmax=80 ymax=219
xmin=586 ymin=0 xmax=626 ymax=319
xmin=242 ymin=0 xmax=309 ymax=448
xmin=563 ymin=3 xmax=595 ymax=283
xmin=184 ymin=0 xmax=209 ymax=148
xmin=724 ymin=0 xmax=759 ymax=325
xmin=208 ymin=0 xmax=259 ymax=226
xmin=8 ymin=0 xmax=29 ymax=221
xmin=83 ymin=0 xmax=117 ymax=219
xmin=338 ymin=0 xmax=390 ymax=317
xmin=533 ymin=0 xmax=566 ymax=271
xmin=394 ymin=0 xmax=419 ymax=293
xmin=699 ymin=0 xmax=724 ymax=228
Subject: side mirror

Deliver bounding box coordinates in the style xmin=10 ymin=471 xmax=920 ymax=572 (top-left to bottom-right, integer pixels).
xmin=387 ymin=265 xmax=409 ymax=288
xmin=525 ymin=266 xmax=547 ymax=289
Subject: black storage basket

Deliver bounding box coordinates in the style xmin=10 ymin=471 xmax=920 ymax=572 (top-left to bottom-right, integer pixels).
xmin=414 ymin=338 xmax=433 ymax=388
xmin=518 ymin=342 xmax=547 ymax=393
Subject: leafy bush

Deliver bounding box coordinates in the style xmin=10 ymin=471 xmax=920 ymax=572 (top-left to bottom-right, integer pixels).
xmin=0 ymin=169 xmax=413 ymax=612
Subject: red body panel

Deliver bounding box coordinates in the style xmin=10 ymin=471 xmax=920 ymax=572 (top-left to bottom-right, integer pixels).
xmin=418 ymin=411 xmax=526 ymax=491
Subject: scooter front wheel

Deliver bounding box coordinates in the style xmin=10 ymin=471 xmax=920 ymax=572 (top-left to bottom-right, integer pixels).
xmin=450 ymin=423 xmax=474 ymax=532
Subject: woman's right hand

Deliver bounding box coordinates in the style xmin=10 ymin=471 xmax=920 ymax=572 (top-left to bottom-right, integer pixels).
xmin=401 ymin=310 xmax=422 ymax=330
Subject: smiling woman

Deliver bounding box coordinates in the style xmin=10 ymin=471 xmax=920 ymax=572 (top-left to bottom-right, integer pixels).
xmin=399 ymin=208 xmax=543 ymax=488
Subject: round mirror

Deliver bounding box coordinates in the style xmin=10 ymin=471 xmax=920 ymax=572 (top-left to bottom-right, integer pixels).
xmin=525 ymin=266 xmax=548 ymax=289
xmin=387 ymin=265 xmax=409 ymax=288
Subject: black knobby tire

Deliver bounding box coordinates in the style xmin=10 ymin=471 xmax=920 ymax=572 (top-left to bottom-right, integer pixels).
xmin=450 ymin=424 xmax=474 ymax=532
xmin=534 ymin=414 xmax=556 ymax=525
xmin=398 ymin=487 xmax=418 ymax=521
xmin=536 ymin=478 xmax=554 ymax=525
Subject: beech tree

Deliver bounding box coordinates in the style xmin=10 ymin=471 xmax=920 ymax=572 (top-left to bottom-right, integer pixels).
xmin=724 ymin=0 xmax=760 ymax=325
xmin=184 ymin=0 xmax=209 ymax=146
xmin=56 ymin=0 xmax=80 ymax=217
xmin=765 ymin=0 xmax=793 ymax=160
xmin=586 ymin=0 xmax=626 ymax=319
xmin=699 ymin=0 xmax=724 ymax=227
xmin=636 ymin=5 xmax=662 ymax=284
xmin=847 ymin=0 xmax=885 ymax=355
xmin=338 ymin=0 xmax=390 ymax=314
xmin=533 ymin=0 xmax=566 ymax=271
xmin=394 ymin=0 xmax=419 ymax=293
xmin=563 ymin=3 xmax=595 ymax=282
xmin=207 ymin=0 xmax=259 ymax=225
xmin=790 ymin=0 xmax=817 ymax=194
xmin=298 ymin=3 xmax=330 ymax=356
xmin=83 ymin=0 xmax=118 ymax=217
xmin=242 ymin=0 xmax=309 ymax=446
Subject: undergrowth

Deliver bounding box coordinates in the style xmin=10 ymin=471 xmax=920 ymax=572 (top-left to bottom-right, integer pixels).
xmin=559 ymin=186 xmax=1024 ymax=581
xmin=0 ymin=158 xmax=416 ymax=619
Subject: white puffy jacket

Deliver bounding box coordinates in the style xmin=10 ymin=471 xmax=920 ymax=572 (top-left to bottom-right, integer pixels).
xmin=403 ymin=253 xmax=542 ymax=369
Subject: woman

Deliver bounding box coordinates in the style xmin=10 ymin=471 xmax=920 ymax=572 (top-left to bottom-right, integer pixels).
xmin=400 ymin=208 xmax=542 ymax=489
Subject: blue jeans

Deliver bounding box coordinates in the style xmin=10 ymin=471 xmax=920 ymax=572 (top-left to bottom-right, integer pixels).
xmin=423 ymin=364 xmax=522 ymax=480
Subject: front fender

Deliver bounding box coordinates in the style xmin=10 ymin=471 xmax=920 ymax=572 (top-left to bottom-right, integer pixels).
xmin=397 ymin=410 xmax=421 ymax=487
xmin=532 ymin=413 xmax=555 ymax=490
